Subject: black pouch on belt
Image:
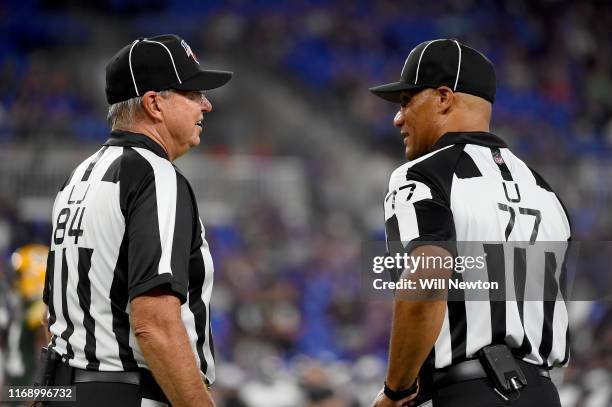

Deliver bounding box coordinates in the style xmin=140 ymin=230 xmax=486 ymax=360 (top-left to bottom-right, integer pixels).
xmin=478 ymin=344 xmax=527 ymax=392
xmin=33 ymin=347 xmax=60 ymax=386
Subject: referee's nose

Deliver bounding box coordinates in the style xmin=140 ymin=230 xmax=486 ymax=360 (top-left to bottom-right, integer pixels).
xmin=201 ymin=94 xmax=212 ymax=112
xmin=393 ymin=109 xmax=404 ymax=127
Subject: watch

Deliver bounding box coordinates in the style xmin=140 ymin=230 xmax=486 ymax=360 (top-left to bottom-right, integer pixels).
xmin=383 ymin=378 xmax=419 ymax=401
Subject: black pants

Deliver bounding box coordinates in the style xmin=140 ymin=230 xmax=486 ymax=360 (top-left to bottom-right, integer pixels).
xmin=431 ymin=364 xmax=561 ymax=407
xmin=42 ymin=361 xmax=169 ymax=407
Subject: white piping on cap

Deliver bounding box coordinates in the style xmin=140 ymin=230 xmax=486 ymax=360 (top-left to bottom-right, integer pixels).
xmin=453 ymin=40 xmax=462 ymax=91
xmin=128 ymin=39 xmax=140 ymax=96
xmin=143 ymin=40 xmax=182 ymax=84
xmin=414 ymin=39 xmax=445 ymax=85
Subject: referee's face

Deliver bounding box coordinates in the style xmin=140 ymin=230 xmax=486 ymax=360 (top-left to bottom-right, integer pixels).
xmin=394 ymin=89 xmax=440 ymax=160
xmin=161 ymin=89 xmax=213 ymax=159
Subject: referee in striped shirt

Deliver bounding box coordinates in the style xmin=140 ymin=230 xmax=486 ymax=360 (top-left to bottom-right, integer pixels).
xmin=40 ymin=34 xmax=232 ymax=406
xmin=369 ymin=39 xmax=570 ymax=406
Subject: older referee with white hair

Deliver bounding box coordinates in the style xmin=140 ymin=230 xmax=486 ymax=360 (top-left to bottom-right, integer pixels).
xmin=40 ymin=34 xmax=231 ymax=406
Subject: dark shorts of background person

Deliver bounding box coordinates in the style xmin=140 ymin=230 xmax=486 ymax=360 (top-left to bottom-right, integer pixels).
xmin=42 ymin=360 xmax=170 ymax=407
xmin=421 ymin=359 xmax=561 ymax=407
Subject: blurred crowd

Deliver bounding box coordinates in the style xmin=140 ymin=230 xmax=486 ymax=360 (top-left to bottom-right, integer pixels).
xmin=2 ymin=1 xmax=612 ymax=156
xmin=0 ymin=0 xmax=611 ymax=406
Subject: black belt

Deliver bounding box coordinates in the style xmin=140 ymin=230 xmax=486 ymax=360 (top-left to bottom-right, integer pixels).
xmin=433 ymin=359 xmax=550 ymax=388
xmin=73 ymin=369 xmax=140 ymax=385
xmin=53 ymin=361 xmax=168 ymax=403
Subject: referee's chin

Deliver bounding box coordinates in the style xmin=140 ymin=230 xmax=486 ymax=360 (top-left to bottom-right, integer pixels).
xmin=174 ymin=136 xmax=202 ymax=161
xmin=190 ymin=130 xmax=202 ymax=147
xmin=405 ymin=146 xmax=419 ymax=161
xmin=405 ymin=144 xmax=430 ymax=161
xmin=404 ymin=138 xmax=418 ymax=160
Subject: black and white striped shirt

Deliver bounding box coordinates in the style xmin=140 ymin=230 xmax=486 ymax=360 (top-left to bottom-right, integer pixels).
xmin=384 ymin=131 xmax=571 ymax=370
xmin=43 ymin=130 xmax=215 ymax=383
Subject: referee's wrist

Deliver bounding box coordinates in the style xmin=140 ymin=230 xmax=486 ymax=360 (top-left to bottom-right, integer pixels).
xmin=383 ymin=378 xmax=419 ymax=401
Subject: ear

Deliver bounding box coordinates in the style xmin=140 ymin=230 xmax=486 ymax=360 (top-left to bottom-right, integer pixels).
xmin=140 ymin=91 xmax=164 ymax=122
xmin=436 ymin=86 xmax=454 ymax=114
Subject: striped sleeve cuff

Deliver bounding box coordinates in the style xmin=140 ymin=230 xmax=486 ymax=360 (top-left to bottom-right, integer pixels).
xmin=129 ymin=273 xmax=188 ymax=304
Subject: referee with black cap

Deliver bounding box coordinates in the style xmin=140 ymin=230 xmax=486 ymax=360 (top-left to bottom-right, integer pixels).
xmin=369 ymin=39 xmax=570 ymax=406
xmin=39 ymin=34 xmax=232 ymax=406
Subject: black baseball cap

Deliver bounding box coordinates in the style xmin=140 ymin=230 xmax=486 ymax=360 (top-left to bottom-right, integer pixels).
xmin=105 ymin=34 xmax=233 ymax=104
xmin=370 ymin=39 xmax=496 ymax=104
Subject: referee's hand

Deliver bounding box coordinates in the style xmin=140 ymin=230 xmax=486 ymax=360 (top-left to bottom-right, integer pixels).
xmin=371 ymin=387 xmax=418 ymax=407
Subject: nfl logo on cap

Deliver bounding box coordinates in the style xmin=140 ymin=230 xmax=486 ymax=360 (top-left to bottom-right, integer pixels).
xmin=181 ymin=39 xmax=199 ymax=64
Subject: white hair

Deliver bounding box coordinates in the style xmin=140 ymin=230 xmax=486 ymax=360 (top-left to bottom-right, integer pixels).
xmin=107 ymin=90 xmax=172 ymax=129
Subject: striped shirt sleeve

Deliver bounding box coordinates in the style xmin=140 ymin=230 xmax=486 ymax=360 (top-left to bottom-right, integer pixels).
xmin=384 ymin=165 xmax=456 ymax=256
xmin=121 ymin=148 xmax=192 ymax=303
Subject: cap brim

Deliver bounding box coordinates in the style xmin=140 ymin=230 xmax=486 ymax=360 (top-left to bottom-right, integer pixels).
xmin=175 ymin=69 xmax=233 ymax=91
xmin=369 ymin=81 xmax=424 ymax=103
